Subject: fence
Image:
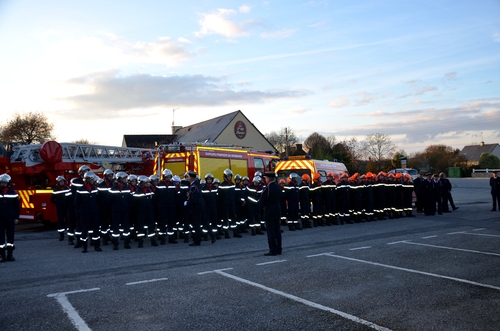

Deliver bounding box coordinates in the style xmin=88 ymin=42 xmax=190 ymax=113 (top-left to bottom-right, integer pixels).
xmin=472 ymin=168 xmax=500 ymax=178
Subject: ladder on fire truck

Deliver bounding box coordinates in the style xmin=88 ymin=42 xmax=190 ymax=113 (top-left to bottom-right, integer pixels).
xmin=10 ymin=142 xmax=156 ymax=168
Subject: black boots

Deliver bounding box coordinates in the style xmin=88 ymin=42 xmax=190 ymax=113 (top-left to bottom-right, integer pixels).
xmin=112 ymin=239 xmax=119 ymax=250
xmin=68 ymin=236 xmax=74 ymax=245
xmin=124 ymin=238 xmax=131 ymax=249
xmin=151 ymin=237 xmax=158 ymax=246
xmin=82 ymin=241 xmax=88 ymax=253
xmin=59 ymin=232 xmax=64 ymax=241
xmin=74 ymin=235 xmax=82 ymax=248
xmin=138 ymin=238 xmax=144 ymax=248
xmin=233 ymin=230 xmax=242 ymax=238
xmin=0 ymin=248 xmax=6 ymax=262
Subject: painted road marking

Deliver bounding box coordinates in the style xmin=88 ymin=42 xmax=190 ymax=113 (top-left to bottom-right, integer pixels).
xmin=198 ymin=268 xmax=233 ymax=275
xmin=204 ymin=269 xmax=393 ymax=331
xmin=395 ymin=241 xmax=500 ymax=257
xmin=454 ymin=232 xmax=500 ymax=238
xmin=447 ymin=231 xmax=466 ymax=235
xmin=126 ymin=278 xmax=168 ymax=286
xmin=421 ymin=235 xmax=438 ymax=239
xmin=387 ymin=240 xmax=410 ymax=245
xmin=472 ymin=228 xmax=485 ymax=231
xmin=47 ymin=288 xmax=100 ymax=331
xmin=317 ymin=253 xmax=500 ymax=291
xmin=349 ymin=246 xmax=372 ymax=251
xmin=257 ymin=260 xmax=287 ymax=266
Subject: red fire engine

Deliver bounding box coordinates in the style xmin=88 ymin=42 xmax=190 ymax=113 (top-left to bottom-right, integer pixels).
xmin=0 ymin=141 xmax=156 ymax=225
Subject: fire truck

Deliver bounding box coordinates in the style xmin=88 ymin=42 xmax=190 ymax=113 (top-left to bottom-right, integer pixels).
xmin=154 ymin=143 xmax=279 ymax=180
xmin=274 ymin=155 xmax=348 ymax=181
xmin=0 ymin=140 xmax=278 ymax=225
xmin=0 ymin=141 xmax=156 ymax=225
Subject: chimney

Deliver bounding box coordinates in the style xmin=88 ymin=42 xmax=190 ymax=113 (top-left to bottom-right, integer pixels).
xmin=480 ymin=141 xmax=484 ymax=146
xmin=172 ymin=125 xmax=182 ymax=134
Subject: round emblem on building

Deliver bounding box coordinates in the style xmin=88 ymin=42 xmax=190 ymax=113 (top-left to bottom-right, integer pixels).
xmin=234 ymin=121 xmax=246 ymax=139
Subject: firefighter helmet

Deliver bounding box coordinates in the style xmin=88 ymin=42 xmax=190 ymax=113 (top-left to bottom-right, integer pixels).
xmin=0 ymin=174 xmax=11 ymax=183
xmin=128 ymin=174 xmax=138 ymax=183
xmin=162 ymin=169 xmax=173 ymax=178
xmin=96 ymin=177 xmax=104 ymax=185
xmin=313 ymin=173 xmax=321 ymax=180
xmin=205 ymin=173 xmax=214 ymax=179
xmin=137 ymin=175 xmax=150 ymax=186
xmin=289 ymin=173 xmax=300 ymax=183
xmin=242 ymin=176 xmax=249 ymax=181
xmin=279 ymin=179 xmax=286 ymax=185
xmin=103 ymin=169 xmax=114 ymax=177
xmin=172 ymin=175 xmax=181 ymax=183
xmin=116 ymin=172 xmax=128 ymax=182
xmin=234 ymin=174 xmax=242 ymax=181
xmin=301 ymin=174 xmax=310 ymax=181
xmin=214 ymin=178 xmax=220 ymax=184
xmin=78 ymin=165 xmax=90 ymax=175
xmin=56 ymin=175 xmax=66 ymax=183
xmin=252 ymin=176 xmax=261 ymax=183
xmin=327 ymin=172 xmax=334 ymax=178
xmin=200 ymin=179 xmax=206 ymax=185
xmin=83 ymin=172 xmax=95 ymax=182
xmin=149 ymin=174 xmax=159 ymax=182
xmin=223 ymin=169 xmax=233 ymax=177
xmin=254 ymin=171 xmax=262 ymax=178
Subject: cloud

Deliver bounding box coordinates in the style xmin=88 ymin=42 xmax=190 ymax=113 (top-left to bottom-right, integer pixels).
xmin=46 ymin=34 xmax=192 ymax=67
xmin=283 ymin=107 xmax=311 ymax=115
xmin=61 ymin=70 xmax=312 ymax=114
xmin=260 ymin=28 xmax=298 ymax=39
xmin=398 ymin=80 xmax=438 ymax=98
xmin=333 ymin=100 xmax=500 ymax=144
xmin=329 ymin=95 xmax=350 ymax=108
xmin=195 ymin=9 xmax=249 ymax=39
xmin=444 ymin=72 xmax=457 ymax=80
xmin=354 ymin=91 xmax=376 ymax=106
xmin=239 ymin=5 xmax=251 ymax=13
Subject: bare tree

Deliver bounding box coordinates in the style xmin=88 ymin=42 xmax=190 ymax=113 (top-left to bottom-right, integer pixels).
xmin=362 ymin=133 xmax=396 ymax=171
xmin=341 ymin=137 xmax=363 ymax=168
xmin=264 ymin=127 xmax=298 ymax=157
xmin=304 ymin=132 xmax=331 ymax=159
xmin=0 ymin=112 xmax=55 ymax=144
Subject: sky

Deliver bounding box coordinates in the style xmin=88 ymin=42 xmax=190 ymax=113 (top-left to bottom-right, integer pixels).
xmin=1 ymin=0 xmax=499 ymax=154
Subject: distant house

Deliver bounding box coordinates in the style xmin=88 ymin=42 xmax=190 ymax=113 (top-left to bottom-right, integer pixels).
xmin=460 ymin=142 xmax=500 ymax=165
xmin=122 ymin=110 xmax=277 ymax=152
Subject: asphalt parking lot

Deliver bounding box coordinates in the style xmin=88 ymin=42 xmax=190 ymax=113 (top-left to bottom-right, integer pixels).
xmin=1 ymin=178 xmax=499 ymax=331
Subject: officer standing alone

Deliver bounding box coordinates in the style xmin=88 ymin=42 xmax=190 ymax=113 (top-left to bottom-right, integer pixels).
xmin=0 ymin=174 xmax=20 ymax=262
xmin=259 ymin=172 xmax=282 ymax=256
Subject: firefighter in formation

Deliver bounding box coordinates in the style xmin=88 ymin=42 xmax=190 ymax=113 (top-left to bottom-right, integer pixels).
xmin=45 ymin=166 xmax=424 ymax=253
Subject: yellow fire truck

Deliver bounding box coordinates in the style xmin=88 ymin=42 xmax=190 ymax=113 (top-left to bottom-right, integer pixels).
xmin=274 ymin=155 xmax=348 ymax=181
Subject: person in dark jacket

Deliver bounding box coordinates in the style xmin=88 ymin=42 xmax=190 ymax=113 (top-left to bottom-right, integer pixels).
xmin=336 ymin=173 xmax=351 ymax=224
xmin=489 ymin=171 xmax=500 ymax=211
xmin=413 ymin=173 xmax=425 ymax=213
xmin=156 ymin=169 xmax=178 ymax=244
xmin=299 ymin=174 xmax=312 ymax=228
xmin=259 ymin=172 xmax=282 ymax=256
xmin=51 ymin=175 xmax=72 ymax=242
xmin=310 ymin=173 xmax=324 ymax=226
xmin=0 ymin=174 xmax=20 ymax=262
xmin=74 ymin=172 xmax=101 ymax=253
xmin=202 ymin=173 xmax=221 ymax=240
xmin=432 ymin=174 xmax=443 ymax=215
xmin=284 ymin=173 xmax=301 ymax=231
xmin=185 ymin=171 xmax=215 ymax=246
xmin=219 ymin=169 xmax=241 ymax=238
xmin=246 ymin=176 xmax=265 ymax=236
xmin=97 ymin=169 xmax=114 ymax=246
xmin=70 ymin=165 xmax=90 ymax=249
xmin=109 ymin=172 xmax=132 ymax=250
xmin=133 ymin=175 xmax=158 ymax=248
xmin=423 ymin=173 xmax=436 ymax=216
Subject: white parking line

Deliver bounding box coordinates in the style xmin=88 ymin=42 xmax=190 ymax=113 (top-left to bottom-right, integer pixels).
xmin=421 ymin=235 xmax=438 ymax=239
xmin=126 ymin=278 xmax=168 ymax=286
xmin=387 ymin=240 xmax=410 ymax=245
xmin=447 ymin=231 xmax=466 ymax=235
xmin=472 ymin=228 xmax=485 ymax=231
xmin=47 ymin=288 xmax=100 ymax=331
xmin=208 ymin=269 xmax=393 ymax=331
xmin=320 ymin=253 xmax=500 ymax=291
xmin=395 ymin=241 xmax=500 ymax=257
xmin=257 ymin=260 xmax=287 ymax=266
xmin=349 ymin=246 xmax=372 ymax=251
xmin=458 ymin=232 xmax=500 ymax=238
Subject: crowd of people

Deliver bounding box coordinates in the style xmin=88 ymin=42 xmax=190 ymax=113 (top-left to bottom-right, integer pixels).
xmin=0 ymin=166 xmax=463 ymax=259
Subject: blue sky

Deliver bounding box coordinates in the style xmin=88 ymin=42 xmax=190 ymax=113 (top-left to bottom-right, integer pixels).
xmin=1 ymin=0 xmax=499 ymax=153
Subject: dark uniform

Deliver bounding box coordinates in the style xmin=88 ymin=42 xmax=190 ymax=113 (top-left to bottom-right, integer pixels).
xmin=490 ymin=173 xmax=500 ymax=211
xmin=50 ymin=177 xmax=72 ymax=242
xmin=156 ymin=176 xmax=178 ymax=244
xmin=423 ymin=174 xmax=436 ymax=216
xmin=413 ymin=174 xmax=425 ymax=213
xmin=109 ymin=173 xmax=132 ymax=249
xmin=97 ymin=172 xmax=114 ymax=245
xmin=299 ymin=176 xmax=312 ymax=228
xmin=259 ymin=173 xmax=282 ymax=256
xmin=133 ymin=176 xmax=158 ymax=247
xmin=284 ymin=175 xmax=301 ymax=230
xmin=246 ymin=178 xmax=265 ymax=235
xmin=74 ymin=173 xmax=101 ymax=252
xmin=234 ymin=176 xmax=248 ymax=234
xmin=219 ymin=170 xmax=240 ymax=238
xmin=337 ymin=174 xmax=350 ymax=224
xmin=0 ymin=174 xmax=20 ymax=262
xmin=202 ymin=176 xmax=220 ymax=239
xmin=186 ymin=172 xmax=213 ymax=246
xmin=310 ymin=175 xmax=323 ymax=226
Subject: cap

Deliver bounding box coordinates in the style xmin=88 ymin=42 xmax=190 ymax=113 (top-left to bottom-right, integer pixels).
xmin=263 ymin=171 xmax=276 ymax=178
xmin=187 ymin=171 xmax=198 ymax=178
xmin=426 ymin=173 xmax=432 ymax=176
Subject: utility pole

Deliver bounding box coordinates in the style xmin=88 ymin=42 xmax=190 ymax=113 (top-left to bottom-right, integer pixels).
xmin=285 ymin=127 xmax=289 ymax=157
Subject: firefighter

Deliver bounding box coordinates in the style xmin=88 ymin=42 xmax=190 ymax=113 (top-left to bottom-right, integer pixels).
xmin=285 ymin=173 xmax=301 ymax=230
xmin=185 ymin=171 xmax=215 ymax=246
xmin=70 ymin=165 xmax=90 ymax=249
xmin=374 ymin=172 xmax=387 ymax=220
xmin=219 ymin=169 xmax=241 ymax=238
xmin=148 ymin=174 xmax=161 ymax=242
xmin=97 ymin=169 xmax=114 ymax=245
xmin=156 ymin=169 xmax=178 ymax=244
xmin=0 ymin=174 xmax=20 ymax=262
xmin=364 ymin=173 xmax=376 ymax=221
xmin=171 ymin=175 xmax=185 ymax=240
xmin=310 ymin=173 xmax=324 ymax=226
xmin=127 ymin=175 xmax=139 ymax=241
xmin=202 ymin=173 xmax=221 ymax=240
xmin=246 ymin=176 xmax=265 ymax=235
xmin=179 ymin=173 xmax=191 ymax=243
xmin=402 ymin=174 xmax=415 ymax=217
xmin=278 ymin=179 xmax=287 ymax=226
xmin=133 ymin=175 xmax=158 ymax=247
xmin=51 ymin=175 xmax=72 ymax=242
xmin=109 ymin=172 xmax=132 ymax=250
xmin=234 ymin=174 xmax=248 ymax=234
xmin=337 ymin=173 xmax=350 ymax=224
xmin=394 ymin=173 xmax=405 ymax=218
xmin=74 ymin=172 xmax=101 ymax=253
xmin=299 ymin=174 xmax=312 ymax=228
xmin=322 ymin=172 xmax=337 ymax=225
